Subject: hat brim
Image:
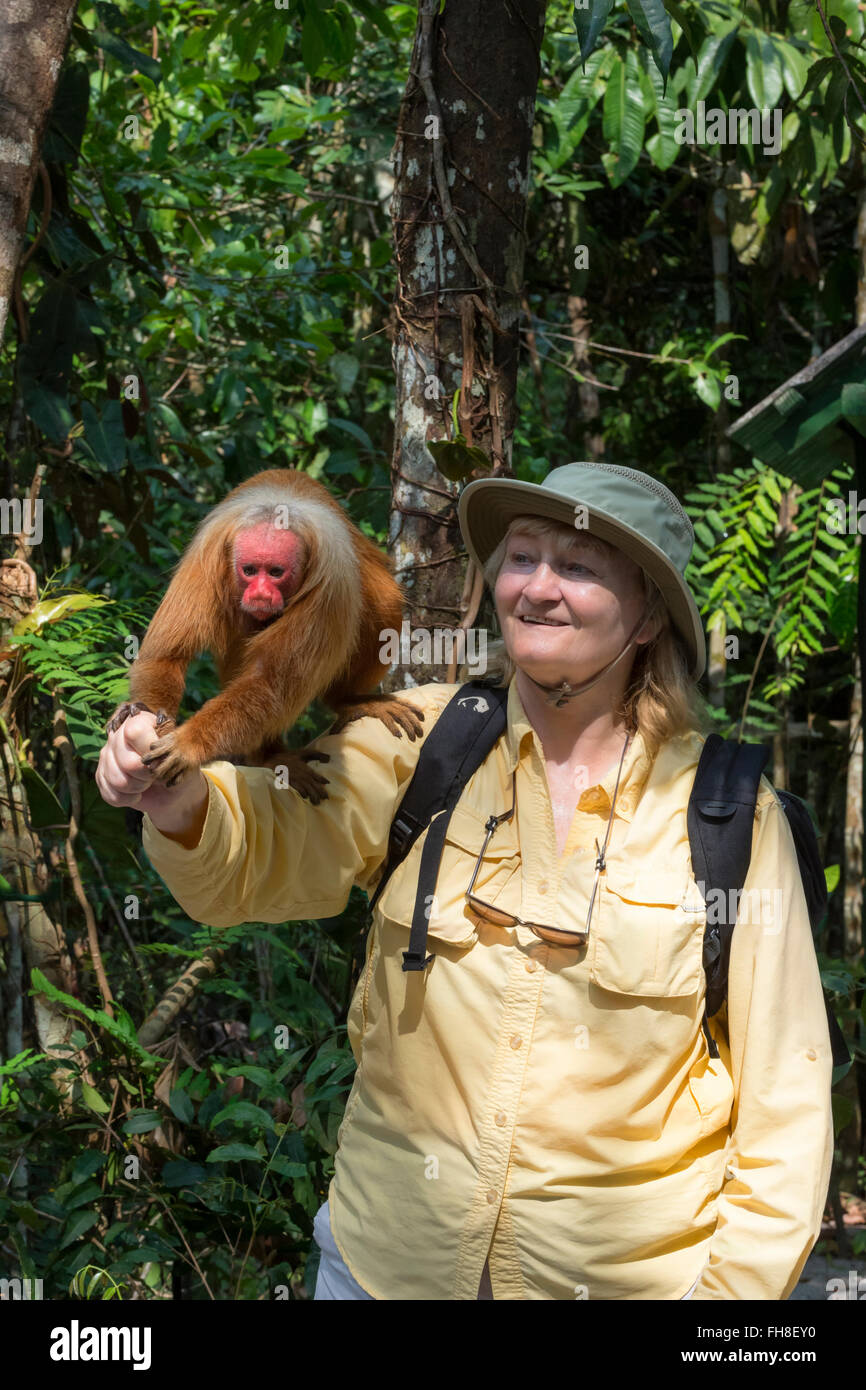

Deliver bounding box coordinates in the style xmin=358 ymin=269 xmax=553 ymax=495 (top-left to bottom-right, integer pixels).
xmin=457 ymin=477 xmax=706 ymax=681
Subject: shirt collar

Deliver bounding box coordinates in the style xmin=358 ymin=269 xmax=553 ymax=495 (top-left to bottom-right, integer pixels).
xmin=504 ymin=675 xmax=652 ymax=824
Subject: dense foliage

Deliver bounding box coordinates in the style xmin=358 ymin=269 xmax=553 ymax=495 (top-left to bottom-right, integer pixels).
xmin=1 ymin=0 xmax=864 ymax=1299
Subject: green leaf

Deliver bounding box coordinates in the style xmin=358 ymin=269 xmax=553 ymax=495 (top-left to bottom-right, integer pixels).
xmin=832 ymin=1092 xmax=855 ymax=1137
xmin=28 ymin=969 xmax=157 ymax=1068
xmin=687 ymin=21 xmax=739 ymax=107
xmin=207 ymin=1142 xmax=263 ymax=1163
xmin=23 ymin=385 xmax=75 ymax=444
xmin=59 ymin=1210 xmax=100 ymax=1250
xmin=778 ymin=39 xmax=809 ymax=100
xmin=267 ymin=1157 xmax=308 ymax=1179
xmin=301 ymin=7 xmax=326 ymax=74
xmin=81 ymin=400 xmax=126 ymax=472
xmin=93 ymin=27 xmax=162 ymax=83
xmin=663 ymin=0 xmax=704 ymax=63
xmin=329 ymin=352 xmax=360 ymax=394
xmin=168 ymin=1088 xmax=194 ymax=1124
xmin=122 ymin=1110 xmax=162 ymax=1134
xmin=43 ymin=62 xmax=90 ymax=164
xmin=602 ymin=49 xmax=647 ymax=187
xmin=693 ymin=372 xmax=721 ymax=410
xmin=110 ymin=1246 xmax=169 ymax=1272
xmin=81 ymin=1080 xmax=110 ymax=1114
xmin=572 ymin=0 xmax=613 ymax=64
xmin=18 ymin=764 xmax=66 ymax=830
xmin=211 ymin=1100 xmax=276 ymax=1131
xmin=428 ymin=439 xmax=489 ymax=481
xmin=625 ymin=0 xmax=673 ymax=82
xmin=161 ymin=1160 xmax=208 ymax=1187
xmin=329 ymin=417 xmax=373 ymax=450
xmin=149 ymin=120 xmax=171 ymax=165
xmin=744 ymin=30 xmax=783 ymax=109
xmin=640 ymin=53 xmax=679 ymax=170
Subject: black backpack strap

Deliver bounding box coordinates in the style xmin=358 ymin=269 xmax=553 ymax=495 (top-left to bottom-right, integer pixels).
xmin=688 ymin=734 xmax=769 ymax=1057
xmin=369 ymin=682 xmax=509 ymax=971
xmin=689 ymin=736 xmax=851 ymax=1071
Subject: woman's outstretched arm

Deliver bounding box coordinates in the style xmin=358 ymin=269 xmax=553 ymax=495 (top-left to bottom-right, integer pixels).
xmin=96 ymin=688 xmax=457 ymax=930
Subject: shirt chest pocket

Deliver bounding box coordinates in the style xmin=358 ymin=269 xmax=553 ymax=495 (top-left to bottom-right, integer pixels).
xmin=373 ymin=801 xmax=521 ymax=948
xmin=590 ymin=865 xmax=706 ymax=998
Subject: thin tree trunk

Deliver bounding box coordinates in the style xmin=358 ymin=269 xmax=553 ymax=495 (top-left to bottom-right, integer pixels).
xmin=0 ymin=0 xmax=77 ymax=346
xmin=565 ymin=294 xmax=604 ymax=460
xmin=387 ymin=0 xmax=546 ymax=683
xmin=1 ymin=474 xmax=76 ymax=1064
xmin=706 ymin=182 xmax=731 ymax=710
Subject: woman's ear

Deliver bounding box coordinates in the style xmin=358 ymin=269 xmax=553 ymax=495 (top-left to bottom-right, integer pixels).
xmin=635 ymin=591 xmax=665 ymax=645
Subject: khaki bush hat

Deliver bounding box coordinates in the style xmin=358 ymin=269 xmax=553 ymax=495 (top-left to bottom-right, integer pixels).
xmin=458 ymin=461 xmax=706 ymax=681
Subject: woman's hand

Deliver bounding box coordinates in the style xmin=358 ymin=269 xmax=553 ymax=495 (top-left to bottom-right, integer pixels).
xmin=96 ymin=711 xmax=209 ymax=845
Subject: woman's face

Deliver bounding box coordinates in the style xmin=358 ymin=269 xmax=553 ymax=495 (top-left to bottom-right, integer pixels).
xmin=494 ymin=521 xmax=654 ymax=689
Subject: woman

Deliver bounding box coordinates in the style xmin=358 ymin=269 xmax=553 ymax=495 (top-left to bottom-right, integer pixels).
xmin=96 ymin=462 xmax=834 ymax=1301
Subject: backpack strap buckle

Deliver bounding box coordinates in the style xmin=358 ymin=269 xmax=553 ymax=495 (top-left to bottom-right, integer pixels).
xmin=390 ymin=812 xmax=419 ymax=856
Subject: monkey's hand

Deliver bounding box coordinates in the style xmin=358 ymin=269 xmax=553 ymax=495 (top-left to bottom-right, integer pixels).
xmin=330 ymin=696 xmax=425 ymax=742
xmin=265 ymin=749 xmax=331 ymax=806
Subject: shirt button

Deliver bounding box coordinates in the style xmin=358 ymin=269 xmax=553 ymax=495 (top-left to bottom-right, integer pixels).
xmin=510 ymin=1034 xmax=522 ymax=1050
xmin=538 ymin=881 xmax=548 ymax=895
xmin=487 ymin=1190 xmax=498 ymax=1204
xmin=805 ymin=1048 xmax=817 ymax=1060
xmin=525 ymin=959 xmax=538 ymax=973
xmin=494 ymin=1111 xmax=507 ymax=1126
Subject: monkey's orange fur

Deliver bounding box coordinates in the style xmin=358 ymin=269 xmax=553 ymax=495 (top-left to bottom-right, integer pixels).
xmin=106 ymin=469 xmax=422 ymax=796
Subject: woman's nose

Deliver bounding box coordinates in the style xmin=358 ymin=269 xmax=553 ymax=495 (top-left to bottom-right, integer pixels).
xmin=522 ymin=562 xmax=559 ymax=602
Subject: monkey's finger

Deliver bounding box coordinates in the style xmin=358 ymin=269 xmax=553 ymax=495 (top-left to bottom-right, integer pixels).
xmin=145 ymin=751 xmax=192 ymax=788
xmin=154 ymin=708 xmax=176 ymax=731
xmin=290 ymin=769 xmax=331 ymax=804
xmin=141 ymin=733 xmax=178 ymax=772
xmin=391 ymin=704 xmax=425 ymax=741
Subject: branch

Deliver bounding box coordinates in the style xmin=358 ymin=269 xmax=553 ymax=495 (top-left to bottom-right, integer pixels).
xmin=137 ymin=946 xmax=227 ymax=1047
xmin=51 ymin=695 xmax=114 ymax=1017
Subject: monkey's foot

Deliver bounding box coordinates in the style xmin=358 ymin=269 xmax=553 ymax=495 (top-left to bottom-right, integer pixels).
xmin=330 ymin=695 xmax=425 ymax=741
xmin=264 ymin=749 xmax=331 ymax=805
xmin=142 ymin=728 xmax=198 ymax=788
xmin=106 ymin=700 xmax=153 ymax=734
xmin=106 ymin=702 xmax=174 ymax=735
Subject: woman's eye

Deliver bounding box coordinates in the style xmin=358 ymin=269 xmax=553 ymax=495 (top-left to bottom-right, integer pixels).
xmin=564 ymin=561 xmax=587 ymax=574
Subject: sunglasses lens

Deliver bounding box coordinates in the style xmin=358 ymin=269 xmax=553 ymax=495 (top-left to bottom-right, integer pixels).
xmin=530 ymin=925 xmax=588 ymax=947
xmin=467 ymin=895 xmax=517 ymax=928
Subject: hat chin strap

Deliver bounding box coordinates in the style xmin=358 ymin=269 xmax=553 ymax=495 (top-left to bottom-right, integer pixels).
xmin=523 ymin=593 xmax=660 ymax=710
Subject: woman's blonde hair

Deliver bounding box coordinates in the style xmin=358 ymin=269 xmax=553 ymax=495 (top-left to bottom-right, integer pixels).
xmin=472 ymin=515 xmax=714 ymax=760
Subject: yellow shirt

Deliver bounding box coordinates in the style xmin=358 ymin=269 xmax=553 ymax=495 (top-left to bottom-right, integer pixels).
xmin=141 ymin=678 xmax=834 ymax=1301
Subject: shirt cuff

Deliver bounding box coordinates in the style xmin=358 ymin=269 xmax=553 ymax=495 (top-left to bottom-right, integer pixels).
xmin=141 ymin=767 xmax=234 ymax=878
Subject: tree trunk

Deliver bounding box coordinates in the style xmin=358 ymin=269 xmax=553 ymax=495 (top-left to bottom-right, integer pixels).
xmin=1 ymin=476 xmax=77 ymax=1068
xmin=0 ymin=0 xmax=77 ymax=346
xmin=706 ymin=182 xmax=731 ymax=711
xmin=387 ymin=0 xmax=546 ymax=685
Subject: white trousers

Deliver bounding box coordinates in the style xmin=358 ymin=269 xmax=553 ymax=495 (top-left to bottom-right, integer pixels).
xmin=312 ymin=1199 xmax=699 ymax=1300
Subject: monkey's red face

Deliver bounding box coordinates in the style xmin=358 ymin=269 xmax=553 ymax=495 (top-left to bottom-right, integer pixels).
xmin=233 ymin=523 xmax=306 ymax=621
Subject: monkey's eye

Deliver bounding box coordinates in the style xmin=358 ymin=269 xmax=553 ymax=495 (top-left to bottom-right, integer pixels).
xmin=241 ymin=566 xmax=256 ymax=577
xmin=268 ymin=568 xmax=285 ymax=578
